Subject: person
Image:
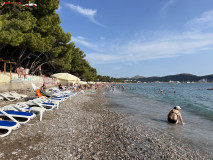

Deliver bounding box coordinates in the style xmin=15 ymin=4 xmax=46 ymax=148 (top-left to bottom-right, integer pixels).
xmin=22 ymin=68 xmax=26 ymax=79
xmin=40 ymin=84 xmax=47 ymax=93
xmin=58 ymin=83 xmax=63 ymax=90
xmin=168 ymin=106 xmax=184 ymax=124
xmin=16 ymin=67 xmax=21 ymax=78
xmin=20 ymin=67 xmax=24 ymax=78
xmin=38 ymin=65 xmax=42 ymax=76
xmin=38 ymin=84 xmax=51 ymax=98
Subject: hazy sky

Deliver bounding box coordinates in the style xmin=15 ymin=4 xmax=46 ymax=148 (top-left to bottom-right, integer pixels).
xmin=57 ymin=0 xmax=213 ymax=77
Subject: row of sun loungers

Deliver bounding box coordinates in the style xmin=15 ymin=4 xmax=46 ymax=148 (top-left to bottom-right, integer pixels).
xmin=0 ymin=86 xmax=79 ymax=137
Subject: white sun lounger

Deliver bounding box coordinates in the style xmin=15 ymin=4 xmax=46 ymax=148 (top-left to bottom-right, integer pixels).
xmin=38 ymin=96 xmax=61 ymax=109
xmin=16 ymin=102 xmax=46 ymax=121
xmin=0 ymin=92 xmax=18 ymax=101
xmin=0 ymin=109 xmax=21 ymax=137
xmin=31 ymin=98 xmax=57 ymax=110
xmin=9 ymin=91 xmax=28 ymax=99
xmin=18 ymin=102 xmax=46 ymax=121
xmin=0 ymin=120 xmax=20 ymax=137
xmin=0 ymin=108 xmax=36 ymax=124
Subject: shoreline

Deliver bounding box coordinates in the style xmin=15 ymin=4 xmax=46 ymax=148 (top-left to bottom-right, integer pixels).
xmin=0 ymin=88 xmax=211 ymax=159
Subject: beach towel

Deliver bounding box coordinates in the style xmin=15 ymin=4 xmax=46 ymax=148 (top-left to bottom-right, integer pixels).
xmin=35 ymin=89 xmax=43 ymax=97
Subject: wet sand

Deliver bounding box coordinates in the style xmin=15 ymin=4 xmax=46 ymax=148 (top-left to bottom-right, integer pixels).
xmin=0 ymin=88 xmax=211 ymax=159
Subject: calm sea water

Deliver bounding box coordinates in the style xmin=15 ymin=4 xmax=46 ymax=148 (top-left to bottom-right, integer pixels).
xmin=105 ymin=83 xmax=213 ymax=154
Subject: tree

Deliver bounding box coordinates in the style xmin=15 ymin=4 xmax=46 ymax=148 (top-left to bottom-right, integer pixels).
xmin=0 ymin=0 xmax=100 ymax=79
xmin=0 ymin=0 xmax=73 ymax=74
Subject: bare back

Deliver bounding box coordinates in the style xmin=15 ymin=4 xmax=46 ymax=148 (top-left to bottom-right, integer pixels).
xmin=168 ymin=109 xmax=180 ymax=120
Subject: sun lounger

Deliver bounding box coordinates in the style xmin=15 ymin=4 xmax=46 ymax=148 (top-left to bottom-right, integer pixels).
xmin=0 ymin=109 xmax=20 ymax=137
xmin=22 ymin=102 xmax=46 ymax=121
xmin=9 ymin=91 xmax=27 ymax=99
xmin=17 ymin=102 xmax=46 ymax=121
xmin=0 ymin=108 xmax=35 ymax=124
xmin=0 ymin=120 xmax=20 ymax=137
xmin=35 ymin=89 xmax=66 ymax=102
xmin=40 ymin=98 xmax=61 ymax=109
xmin=32 ymin=98 xmax=57 ymax=110
xmin=51 ymin=89 xmax=75 ymax=100
xmin=3 ymin=103 xmax=32 ymax=113
xmin=0 ymin=92 xmax=18 ymax=101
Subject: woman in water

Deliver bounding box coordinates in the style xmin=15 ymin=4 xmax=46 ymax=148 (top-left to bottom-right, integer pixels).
xmin=168 ymin=106 xmax=184 ymax=124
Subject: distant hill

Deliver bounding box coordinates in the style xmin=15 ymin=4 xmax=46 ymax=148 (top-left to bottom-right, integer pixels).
xmin=131 ymin=75 xmax=145 ymax=79
xmin=120 ymin=74 xmax=213 ymax=82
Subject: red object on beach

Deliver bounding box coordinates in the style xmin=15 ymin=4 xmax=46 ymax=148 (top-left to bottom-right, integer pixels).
xmin=35 ymin=89 xmax=43 ymax=97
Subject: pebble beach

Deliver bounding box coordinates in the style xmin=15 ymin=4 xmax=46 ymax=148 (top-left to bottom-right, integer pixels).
xmin=0 ymin=88 xmax=211 ymax=160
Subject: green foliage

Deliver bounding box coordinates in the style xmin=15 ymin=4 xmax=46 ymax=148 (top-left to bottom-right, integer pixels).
xmin=36 ymin=0 xmax=60 ymax=16
xmin=0 ymin=0 xmax=121 ymax=81
xmin=69 ymin=47 xmax=97 ymax=81
xmin=96 ymin=75 xmax=123 ymax=83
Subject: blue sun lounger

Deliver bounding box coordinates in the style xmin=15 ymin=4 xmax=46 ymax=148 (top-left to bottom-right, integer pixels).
xmin=0 ymin=120 xmax=20 ymax=137
xmin=0 ymin=109 xmax=21 ymax=137
xmin=0 ymin=110 xmax=35 ymax=124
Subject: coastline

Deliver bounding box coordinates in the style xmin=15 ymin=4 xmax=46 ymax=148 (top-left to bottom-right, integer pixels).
xmin=0 ymin=88 xmax=211 ymax=159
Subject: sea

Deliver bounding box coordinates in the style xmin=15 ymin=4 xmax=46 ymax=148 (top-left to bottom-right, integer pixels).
xmin=105 ymin=83 xmax=213 ymax=154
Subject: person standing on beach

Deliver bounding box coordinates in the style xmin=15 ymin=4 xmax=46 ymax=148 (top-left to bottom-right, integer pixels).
xmin=122 ymin=85 xmax=124 ymax=92
xmin=168 ymin=106 xmax=184 ymax=124
xmin=16 ymin=67 xmax=21 ymax=78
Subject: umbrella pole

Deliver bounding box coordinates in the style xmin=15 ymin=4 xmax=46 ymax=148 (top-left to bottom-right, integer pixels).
xmin=4 ymin=62 xmax=6 ymax=74
xmin=10 ymin=63 xmax=12 ymax=82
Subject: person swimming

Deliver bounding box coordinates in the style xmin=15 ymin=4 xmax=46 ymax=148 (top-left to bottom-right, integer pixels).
xmin=122 ymin=86 xmax=124 ymax=92
xmin=168 ymin=106 xmax=184 ymax=124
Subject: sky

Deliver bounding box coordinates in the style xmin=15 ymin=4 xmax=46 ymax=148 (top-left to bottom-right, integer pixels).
xmin=57 ymin=0 xmax=213 ymax=78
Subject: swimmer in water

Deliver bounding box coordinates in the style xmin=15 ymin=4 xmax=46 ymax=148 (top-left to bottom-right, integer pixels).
xmin=168 ymin=106 xmax=184 ymax=124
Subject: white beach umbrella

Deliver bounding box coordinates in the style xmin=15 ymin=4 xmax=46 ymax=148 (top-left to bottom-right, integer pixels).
xmin=77 ymin=81 xmax=87 ymax=85
xmin=88 ymin=81 xmax=95 ymax=84
xmin=51 ymin=73 xmax=80 ymax=83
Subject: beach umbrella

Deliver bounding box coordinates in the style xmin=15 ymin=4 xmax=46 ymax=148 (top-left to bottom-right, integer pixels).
xmin=88 ymin=81 xmax=95 ymax=84
xmin=51 ymin=73 xmax=80 ymax=83
xmin=0 ymin=74 xmax=10 ymax=83
xmin=77 ymin=81 xmax=88 ymax=85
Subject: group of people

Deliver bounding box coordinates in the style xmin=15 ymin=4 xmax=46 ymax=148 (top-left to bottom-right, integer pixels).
xmin=16 ymin=65 xmax=43 ymax=79
xmin=57 ymin=83 xmax=85 ymax=92
xmin=58 ymin=83 xmax=100 ymax=92
xmin=39 ymin=82 xmax=184 ymax=125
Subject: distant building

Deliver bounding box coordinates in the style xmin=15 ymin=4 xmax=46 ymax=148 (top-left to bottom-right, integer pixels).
xmin=198 ymin=78 xmax=208 ymax=83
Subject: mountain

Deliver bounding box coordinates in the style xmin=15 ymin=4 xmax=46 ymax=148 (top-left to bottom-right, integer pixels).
xmin=131 ymin=75 xmax=145 ymax=79
xmin=120 ymin=74 xmax=213 ymax=82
